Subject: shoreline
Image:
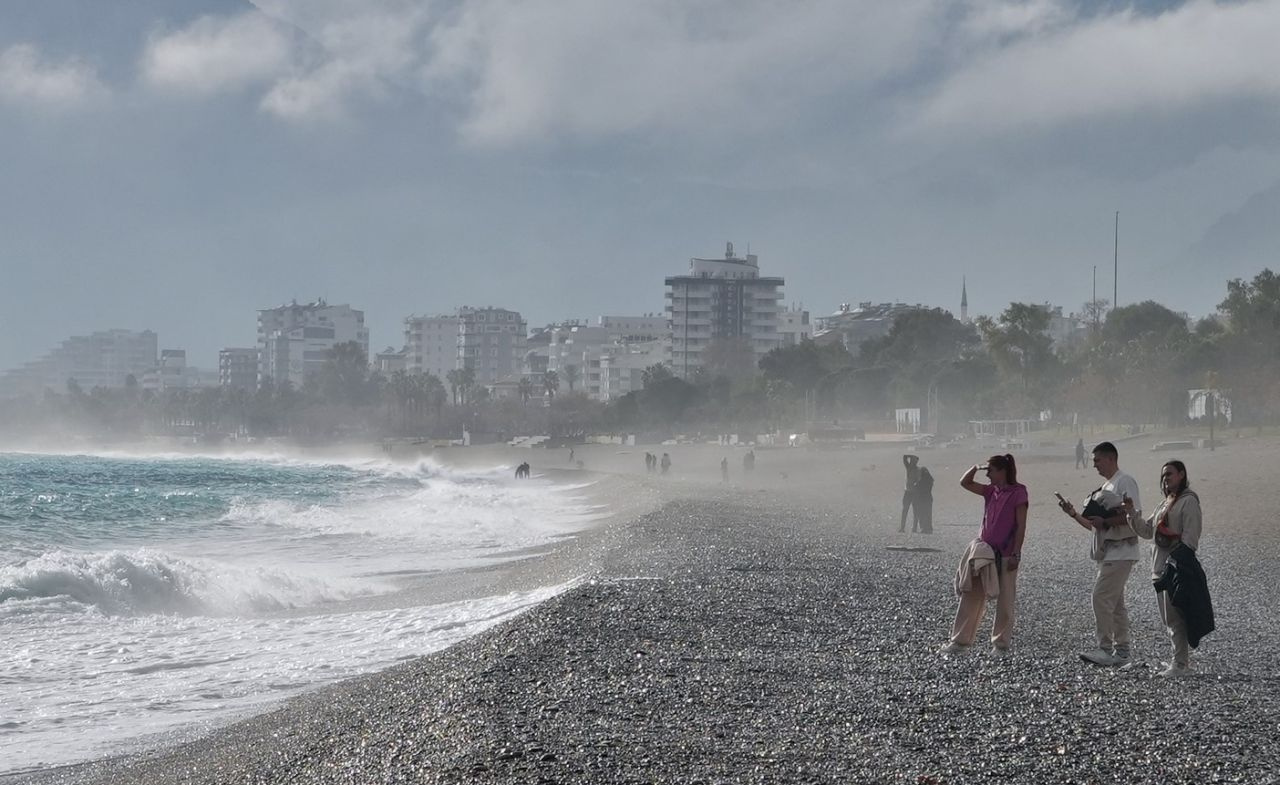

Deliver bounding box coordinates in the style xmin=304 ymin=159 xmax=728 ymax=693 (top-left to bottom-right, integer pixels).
xmin=10 ymin=438 xmax=1280 ymax=782
xmin=12 ymin=490 xmax=1280 ymax=784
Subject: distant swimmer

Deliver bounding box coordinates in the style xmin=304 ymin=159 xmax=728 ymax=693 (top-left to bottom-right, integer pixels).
xmin=941 ymin=454 xmax=1027 ymax=657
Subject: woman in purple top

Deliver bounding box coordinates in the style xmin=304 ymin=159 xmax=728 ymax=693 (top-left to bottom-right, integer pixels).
xmin=942 ymin=453 xmax=1029 ymax=655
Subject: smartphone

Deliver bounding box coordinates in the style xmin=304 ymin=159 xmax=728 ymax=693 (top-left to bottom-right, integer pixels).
xmin=1053 ymin=491 xmax=1066 ymax=504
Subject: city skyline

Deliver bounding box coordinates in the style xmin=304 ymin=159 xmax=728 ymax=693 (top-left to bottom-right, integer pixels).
xmin=5 ymin=1 xmax=1280 ymax=373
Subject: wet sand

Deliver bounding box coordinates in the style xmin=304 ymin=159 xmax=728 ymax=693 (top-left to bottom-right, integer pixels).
xmin=11 ymin=432 xmax=1280 ymax=783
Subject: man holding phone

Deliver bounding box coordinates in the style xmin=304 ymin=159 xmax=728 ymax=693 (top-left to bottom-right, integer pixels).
xmin=1056 ymin=442 xmax=1142 ymax=666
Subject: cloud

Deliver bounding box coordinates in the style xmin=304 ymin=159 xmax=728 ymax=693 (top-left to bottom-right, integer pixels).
xmin=254 ymin=0 xmax=431 ymax=120
xmin=141 ymin=12 xmax=295 ymax=95
xmin=422 ymin=0 xmax=940 ymax=145
xmin=917 ymin=0 xmax=1280 ymax=134
xmin=0 ymin=44 xmax=106 ymax=108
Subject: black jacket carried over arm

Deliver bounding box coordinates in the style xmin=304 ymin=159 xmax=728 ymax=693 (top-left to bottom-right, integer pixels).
xmin=1153 ymin=542 xmax=1215 ymax=648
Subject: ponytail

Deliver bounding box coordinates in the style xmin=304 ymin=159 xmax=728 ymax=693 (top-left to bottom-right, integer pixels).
xmin=987 ymin=453 xmax=1018 ymax=485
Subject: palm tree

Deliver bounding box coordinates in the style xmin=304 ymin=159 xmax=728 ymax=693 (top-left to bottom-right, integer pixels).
xmin=445 ymin=369 xmax=462 ymax=406
xmin=543 ymin=370 xmax=559 ymax=401
xmin=563 ymin=364 xmax=580 ymax=393
xmin=459 ymin=367 xmax=476 ymax=405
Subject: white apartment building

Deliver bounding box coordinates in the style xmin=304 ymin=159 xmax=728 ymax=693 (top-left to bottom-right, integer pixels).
xmin=459 ymin=306 xmax=527 ymax=386
xmin=778 ymin=304 xmax=812 ymax=347
xmin=257 ymin=300 xmax=368 ymax=389
xmin=599 ymin=339 xmax=666 ymax=401
xmin=665 ymin=242 xmax=785 ymax=378
xmin=404 ymin=314 xmax=460 ymax=381
xmin=142 ymin=349 xmax=204 ymax=393
xmin=597 ymin=315 xmax=667 ymax=344
xmin=1 ymin=329 xmax=158 ymax=397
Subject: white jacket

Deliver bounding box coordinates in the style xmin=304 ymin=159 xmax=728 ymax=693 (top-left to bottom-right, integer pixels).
xmin=954 ymin=538 xmax=1000 ymax=598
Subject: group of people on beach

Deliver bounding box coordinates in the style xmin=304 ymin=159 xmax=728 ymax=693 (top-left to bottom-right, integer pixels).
xmin=942 ymin=443 xmax=1212 ymax=677
xmin=643 ymin=452 xmax=672 ymax=474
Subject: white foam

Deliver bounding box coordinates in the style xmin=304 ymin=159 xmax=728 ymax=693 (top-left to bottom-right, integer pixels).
xmin=0 ymin=581 xmax=576 ymax=773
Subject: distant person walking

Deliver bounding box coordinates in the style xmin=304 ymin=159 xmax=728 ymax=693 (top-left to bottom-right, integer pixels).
xmin=1124 ymin=460 xmax=1208 ymax=677
xmin=1056 ymin=441 xmax=1141 ymax=666
xmin=568 ymin=448 xmax=575 ymax=464
xmin=1075 ymin=439 xmax=1087 ymax=470
xmin=721 ymin=457 xmax=729 ymax=482
xmin=660 ymin=453 xmax=671 ymax=475
xmin=941 ymin=454 xmax=1028 ymax=656
xmin=899 ymin=455 xmax=921 ymax=533
xmin=743 ymin=449 xmax=755 ymax=473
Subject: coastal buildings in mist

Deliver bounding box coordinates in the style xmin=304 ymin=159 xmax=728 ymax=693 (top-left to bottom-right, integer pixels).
xmin=0 ymin=241 xmax=1102 ymax=404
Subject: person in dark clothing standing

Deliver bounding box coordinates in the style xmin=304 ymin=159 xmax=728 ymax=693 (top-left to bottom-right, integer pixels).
xmin=1075 ymin=438 xmax=1087 ymax=470
xmin=899 ymin=455 xmax=921 ymax=533
xmin=914 ymin=466 xmax=935 ymax=534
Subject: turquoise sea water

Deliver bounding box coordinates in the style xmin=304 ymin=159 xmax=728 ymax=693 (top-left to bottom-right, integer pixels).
xmin=0 ymin=451 xmax=597 ymax=773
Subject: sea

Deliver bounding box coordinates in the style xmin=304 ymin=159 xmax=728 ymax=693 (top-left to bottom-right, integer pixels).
xmin=0 ymin=450 xmax=603 ymax=774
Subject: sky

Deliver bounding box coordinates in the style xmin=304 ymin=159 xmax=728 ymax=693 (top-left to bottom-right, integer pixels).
xmin=3 ymin=0 xmax=1280 ymax=371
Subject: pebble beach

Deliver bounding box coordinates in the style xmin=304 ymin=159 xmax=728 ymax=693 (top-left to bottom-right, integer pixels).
xmin=10 ymin=434 xmax=1280 ymax=784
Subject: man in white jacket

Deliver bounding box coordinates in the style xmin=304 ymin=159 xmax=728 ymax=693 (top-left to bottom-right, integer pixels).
xmin=1057 ymin=442 xmax=1141 ymax=666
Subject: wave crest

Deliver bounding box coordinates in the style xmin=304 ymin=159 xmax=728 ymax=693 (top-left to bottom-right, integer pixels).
xmin=0 ymin=549 xmax=355 ymax=617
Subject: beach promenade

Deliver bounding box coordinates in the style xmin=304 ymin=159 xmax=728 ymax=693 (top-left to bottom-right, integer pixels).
xmin=13 ymin=436 xmax=1280 ymax=784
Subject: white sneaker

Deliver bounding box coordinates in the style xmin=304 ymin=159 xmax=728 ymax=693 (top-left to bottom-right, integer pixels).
xmin=939 ymin=641 xmax=969 ymax=655
xmin=990 ymin=645 xmax=1012 ymax=658
xmin=1157 ymin=663 xmax=1190 ymax=678
xmin=1080 ymin=648 xmax=1118 ymax=666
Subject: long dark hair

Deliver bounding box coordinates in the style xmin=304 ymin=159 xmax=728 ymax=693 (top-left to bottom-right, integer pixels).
xmin=1162 ymin=460 xmax=1190 ymax=495
xmin=987 ymin=453 xmax=1018 ymax=485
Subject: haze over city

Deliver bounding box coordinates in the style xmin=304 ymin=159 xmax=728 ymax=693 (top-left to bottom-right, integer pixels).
xmin=4 ymin=0 xmax=1280 ymax=372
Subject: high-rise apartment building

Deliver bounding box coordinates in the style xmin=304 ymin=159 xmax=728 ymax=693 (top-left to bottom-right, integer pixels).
xmin=257 ymin=300 xmax=368 ymax=388
xmin=0 ymin=329 xmax=158 ymax=397
xmin=219 ymin=348 xmax=258 ymax=393
xmin=404 ymin=314 xmax=460 ymax=381
xmin=665 ymin=242 xmax=784 ymax=378
xmin=458 ymin=306 xmax=527 ymax=386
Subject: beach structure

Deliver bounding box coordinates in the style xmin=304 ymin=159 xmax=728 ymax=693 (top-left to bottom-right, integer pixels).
xmin=665 ymin=242 xmax=785 ymax=379
xmin=257 ymin=300 xmax=368 ymax=389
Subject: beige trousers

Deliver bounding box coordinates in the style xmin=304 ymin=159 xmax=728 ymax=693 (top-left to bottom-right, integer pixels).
xmin=950 ymin=563 xmax=1018 ymax=649
xmin=1093 ymin=560 xmax=1134 ymax=655
xmin=1158 ymin=591 xmax=1191 ymax=667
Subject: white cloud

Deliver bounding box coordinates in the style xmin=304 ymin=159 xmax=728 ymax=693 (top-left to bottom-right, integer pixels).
xmin=141 ymin=12 xmax=295 ymax=94
xmin=0 ymin=44 xmax=106 ymax=108
xmin=254 ymin=0 xmax=431 ymax=120
xmin=422 ymin=0 xmax=941 ymax=145
xmin=917 ymin=0 xmax=1280 ymax=133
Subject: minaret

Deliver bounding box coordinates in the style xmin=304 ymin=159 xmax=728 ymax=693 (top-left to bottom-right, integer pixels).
xmin=960 ymin=276 xmax=969 ymax=324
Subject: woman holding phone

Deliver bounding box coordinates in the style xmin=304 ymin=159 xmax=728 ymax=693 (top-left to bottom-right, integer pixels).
xmin=941 ymin=454 xmax=1029 ymax=655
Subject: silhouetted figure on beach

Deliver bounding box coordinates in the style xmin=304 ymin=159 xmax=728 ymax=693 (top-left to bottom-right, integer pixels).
xmin=743 ymin=449 xmax=755 ymax=472
xmin=1075 ymin=438 xmax=1087 ymax=470
xmin=660 ymin=453 xmax=671 ymax=475
xmin=914 ymin=467 xmax=935 ymax=534
xmin=721 ymin=457 xmax=729 ymax=482
xmin=644 ymin=452 xmax=653 ymax=472
xmin=899 ymin=455 xmax=921 ymax=533
xmin=568 ymin=448 xmax=575 ymax=464
xmin=514 ymin=462 xmax=530 ymax=479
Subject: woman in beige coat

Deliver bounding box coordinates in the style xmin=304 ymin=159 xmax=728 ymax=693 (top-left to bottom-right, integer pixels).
xmin=1123 ymin=460 xmax=1202 ymax=677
